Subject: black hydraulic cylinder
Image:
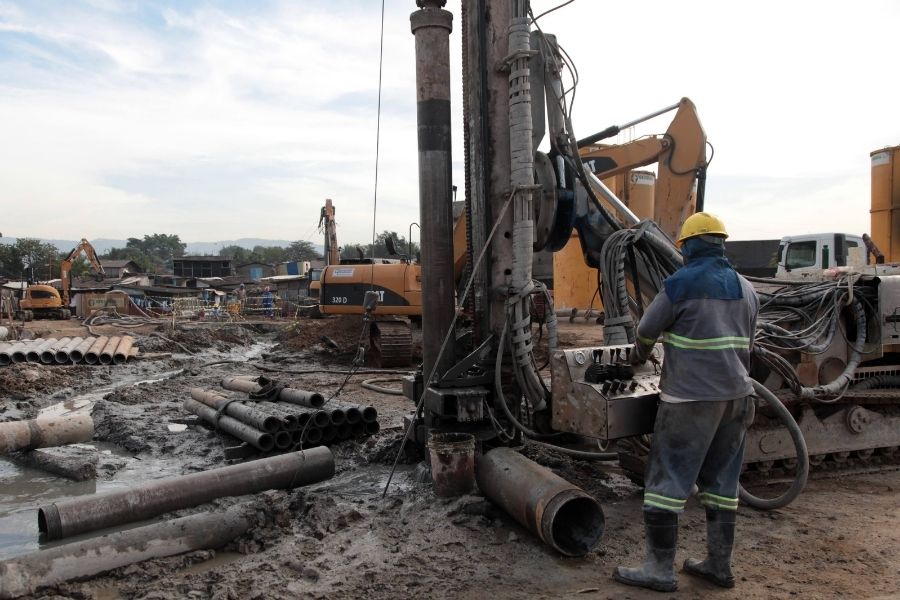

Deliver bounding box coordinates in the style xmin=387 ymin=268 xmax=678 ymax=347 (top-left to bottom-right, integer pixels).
xmin=37 ymin=447 xmax=335 ymax=541
xmin=411 ymin=0 xmax=456 ymax=380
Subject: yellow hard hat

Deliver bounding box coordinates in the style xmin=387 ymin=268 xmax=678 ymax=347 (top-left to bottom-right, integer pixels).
xmin=677 ymin=212 xmax=728 ymax=246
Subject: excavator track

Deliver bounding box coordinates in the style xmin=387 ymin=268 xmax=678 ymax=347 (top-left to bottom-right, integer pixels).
xmin=370 ymin=320 xmax=412 ymax=368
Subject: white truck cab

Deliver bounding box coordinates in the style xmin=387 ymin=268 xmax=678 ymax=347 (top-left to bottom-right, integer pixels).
xmin=776 ymin=233 xmax=867 ymax=279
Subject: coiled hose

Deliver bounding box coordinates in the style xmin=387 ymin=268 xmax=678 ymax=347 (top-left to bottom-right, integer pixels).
xmin=739 ymin=380 xmax=809 ymax=510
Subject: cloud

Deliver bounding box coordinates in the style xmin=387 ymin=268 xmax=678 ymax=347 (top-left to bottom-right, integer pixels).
xmin=0 ymin=0 xmax=897 ymax=248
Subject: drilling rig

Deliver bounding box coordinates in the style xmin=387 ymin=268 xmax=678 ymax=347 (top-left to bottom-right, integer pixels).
xmin=405 ymin=0 xmax=900 ymax=522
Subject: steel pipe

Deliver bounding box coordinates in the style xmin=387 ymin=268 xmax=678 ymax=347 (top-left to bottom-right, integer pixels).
xmin=339 ymin=403 xmax=378 ymax=424
xmin=274 ymin=431 xmax=293 ymax=450
xmin=351 ymin=422 xmax=366 ymax=437
xmin=38 ymin=447 xmax=334 ymax=541
xmin=55 ymin=337 xmax=84 ymax=364
xmin=98 ymin=336 xmax=121 ymax=365
xmin=476 ymin=448 xmax=605 ymax=557
xmin=189 ymin=388 xmax=281 ymax=434
xmin=336 ymin=423 xmax=352 ymax=440
xmin=182 ymin=397 xmax=275 ymax=452
xmin=113 ymin=335 xmax=134 ymax=364
xmin=411 ymin=0 xmax=456 ymax=379
xmin=258 ymin=402 xmax=329 ymax=428
xmin=327 ymin=408 xmax=346 ymax=426
xmin=2 ymin=506 xmax=253 ymax=599
xmin=0 ymin=414 xmax=94 ymax=454
xmin=41 ymin=337 xmax=71 ymax=364
xmin=220 ymin=376 xmax=325 ymax=409
xmin=0 ymin=343 xmax=18 ymax=366
xmin=278 ymin=388 xmax=325 ymax=409
xmin=84 ymin=335 xmax=109 ymax=365
xmin=69 ymin=337 xmax=95 ymax=364
xmin=365 ymin=421 xmax=381 ymax=435
xmin=25 ymin=339 xmax=51 ymax=363
xmin=253 ymin=401 xmax=302 ymax=430
xmin=11 ymin=342 xmax=30 ymax=364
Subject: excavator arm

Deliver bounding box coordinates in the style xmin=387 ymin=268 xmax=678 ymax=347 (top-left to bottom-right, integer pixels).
xmin=579 ymin=97 xmax=707 ymax=240
xmin=60 ymin=239 xmax=106 ymax=306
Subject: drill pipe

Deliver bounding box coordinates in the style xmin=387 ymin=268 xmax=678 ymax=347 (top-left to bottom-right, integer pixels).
xmin=258 ymin=402 xmax=329 ymax=428
xmin=336 ymin=423 xmax=352 ymax=440
xmin=274 ymin=430 xmax=293 ymax=450
xmin=220 ymin=376 xmax=325 ymax=408
xmin=113 ymin=336 xmax=134 ymax=364
xmin=55 ymin=337 xmax=84 ymax=364
xmin=0 ymin=414 xmax=94 ymax=454
xmin=351 ymin=421 xmax=366 ymax=437
xmin=321 ymin=425 xmax=336 ymax=442
xmin=41 ymin=337 xmax=71 ymax=364
xmin=98 ymin=336 xmax=121 ymax=365
xmin=182 ymin=397 xmax=274 ymax=452
xmin=252 ymin=401 xmax=302 ymax=430
xmin=84 ymin=335 xmax=109 ymax=365
xmin=327 ymin=408 xmax=346 ymax=426
xmin=1 ymin=506 xmax=253 ymax=600
xmin=338 ymin=403 xmax=378 ymax=424
xmin=69 ymin=337 xmax=96 ymax=363
xmin=37 ymin=446 xmax=334 ymax=541
xmin=0 ymin=343 xmax=13 ymax=365
xmin=365 ymin=421 xmax=381 ymax=436
xmin=278 ymin=388 xmax=325 ymax=409
xmin=476 ymin=448 xmax=605 ymax=557
xmin=189 ymin=388 xmax=281 ymax=434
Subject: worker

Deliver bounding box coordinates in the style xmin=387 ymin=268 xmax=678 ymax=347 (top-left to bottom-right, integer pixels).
xmin=261 ymin=286 xmax=274 ymax=318
xmin=613 ymin=212 xmax=759 ymax=592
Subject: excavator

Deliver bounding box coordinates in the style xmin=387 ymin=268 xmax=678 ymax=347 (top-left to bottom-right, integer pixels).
xmin=16 ymin=239 xmax=105 ymax=321
xmin=401 ymin=0 xmax=900 ymax=521
xmin=314 ymin=198 xmax=468 ymax=367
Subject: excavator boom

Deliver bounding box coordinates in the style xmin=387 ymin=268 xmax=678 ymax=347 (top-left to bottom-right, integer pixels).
xmin=579 ymin=97 xmax=707 ymax=239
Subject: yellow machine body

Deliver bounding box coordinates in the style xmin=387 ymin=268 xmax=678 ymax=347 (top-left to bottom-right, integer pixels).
xmin=320 ymin=262 xmax=422 ymax=316
xmin=871 ymin=146 xmax=900 ymax=263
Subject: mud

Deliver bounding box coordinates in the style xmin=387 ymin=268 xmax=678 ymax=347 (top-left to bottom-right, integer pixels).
xmin=1 ymin=318 xmax=899 ymax=600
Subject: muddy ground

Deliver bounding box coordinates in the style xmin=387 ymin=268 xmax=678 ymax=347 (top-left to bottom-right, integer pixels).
xmin=1 ymin=317 xmax=898 ymax=600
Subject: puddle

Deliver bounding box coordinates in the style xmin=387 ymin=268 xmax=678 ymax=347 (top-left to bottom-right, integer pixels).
xmin=308 ymin=465 xmax=417 ymax=498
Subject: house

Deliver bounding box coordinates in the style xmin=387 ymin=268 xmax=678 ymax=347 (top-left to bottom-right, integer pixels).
xmin=235 ymin=262 xmax=276 ymax=281
xmin=173 ymin=256 xmax=234 ymax=278
xmin=100 ymin=259 xmax=143 ymax=278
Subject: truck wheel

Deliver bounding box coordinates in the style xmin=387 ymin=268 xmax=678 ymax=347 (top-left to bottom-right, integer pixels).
xmin=25 ymin=311 xmax=34 ymax=322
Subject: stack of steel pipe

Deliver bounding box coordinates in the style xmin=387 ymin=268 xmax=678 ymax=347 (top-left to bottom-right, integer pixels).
xmin=178 ymin=379 xmax=382 ymax=455
xmin=0 ymin=335 xmax=135 ymax=366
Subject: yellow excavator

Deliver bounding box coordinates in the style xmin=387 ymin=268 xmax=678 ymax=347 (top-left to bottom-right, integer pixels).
xmin=316 ymin=200 xmax=468 ymax=366
xmin=16 ymin=239 xmax=105 ymax=321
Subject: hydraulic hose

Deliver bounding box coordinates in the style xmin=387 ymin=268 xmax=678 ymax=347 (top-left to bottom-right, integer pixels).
xmin=851 ymin=375 xmax=900 ymax=390
xmin=738 ymin=380 xmax=809 ymax=510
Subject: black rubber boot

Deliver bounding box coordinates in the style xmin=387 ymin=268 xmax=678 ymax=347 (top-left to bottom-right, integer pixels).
xmin=613 ymin=510 xmax=678 ymax=592
xmin=683 ymin=508 xmax=736 ymax=588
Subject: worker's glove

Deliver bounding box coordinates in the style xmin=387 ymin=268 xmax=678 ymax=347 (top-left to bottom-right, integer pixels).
xmin=629 ymin=345 xmax=648 ymax=366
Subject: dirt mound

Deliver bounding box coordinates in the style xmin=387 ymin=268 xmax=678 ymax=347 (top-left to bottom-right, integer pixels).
xmin=141 ymin=325 xmax=259 ymax=354
xmin=277 ymin=316 xmax=368 ymax=357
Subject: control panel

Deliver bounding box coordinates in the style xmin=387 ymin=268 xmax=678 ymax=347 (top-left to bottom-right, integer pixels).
xmin=550 ymin=344 xmax=662 ymax=440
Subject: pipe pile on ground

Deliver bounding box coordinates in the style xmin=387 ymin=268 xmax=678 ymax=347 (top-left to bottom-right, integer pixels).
xmin=0 ymin=335 xmax=136 ymax=366
xmin=2 ymin=505 xmax=254 ymax=599
xmin=182 ymin=383 xmax=381 ymax=456
xmin=37 ymin=447 xmax=335 ymax=541
xmin=0 ymin=414 xmax=94 ymax=454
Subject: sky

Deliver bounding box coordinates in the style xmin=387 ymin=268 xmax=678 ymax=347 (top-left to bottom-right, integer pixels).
xmin=1 ymin=0 xmax=898 ymax=245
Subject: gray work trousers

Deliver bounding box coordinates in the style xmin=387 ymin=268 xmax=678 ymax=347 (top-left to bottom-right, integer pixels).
xmin=642 ymin=397 xmax=755 ymax=513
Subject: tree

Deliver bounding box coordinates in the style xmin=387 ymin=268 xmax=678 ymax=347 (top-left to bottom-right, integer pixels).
xmin=0 ymin=238 xmax=60 ymax=281
xmin=107 ymin=234 xmax=186 ymax=273
xmin=287 ymin=240 xmax=322 ymax=262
